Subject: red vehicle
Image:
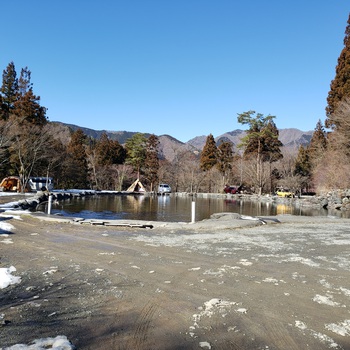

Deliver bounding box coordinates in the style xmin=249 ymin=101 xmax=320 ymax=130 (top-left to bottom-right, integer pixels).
xmin=224 ymin=185 xmax=241 ymax=194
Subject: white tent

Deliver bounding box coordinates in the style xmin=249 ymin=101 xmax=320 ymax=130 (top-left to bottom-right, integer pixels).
xmin=126 ymin=179 xmax=147 ymax=193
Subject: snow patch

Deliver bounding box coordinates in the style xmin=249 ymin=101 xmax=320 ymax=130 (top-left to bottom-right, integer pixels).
xmin=326 ymin=319 xmax=350 ymax=336
xmin=4 ymin=335 xmax=75 ymax=349
xmin=313 ymin=294 xmax=342 ymax=307
xmin=0 ymin=221 xmax=16 ymax=232
xmin=0 ymin=266 xmax=21 ymax=289
xmin=190 ymin=298 xmax=237 ymax=335
xmin=295 ymin=320 xmax=307 ymax=330
xmin=285 ymin=256 xmax=320 ymax=267
xmin=1 ymin=238 xmax=13 ymax=244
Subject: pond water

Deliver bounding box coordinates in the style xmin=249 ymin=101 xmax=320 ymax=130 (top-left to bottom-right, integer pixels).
xmin=42 ymin=194 xmax=341 ymax=222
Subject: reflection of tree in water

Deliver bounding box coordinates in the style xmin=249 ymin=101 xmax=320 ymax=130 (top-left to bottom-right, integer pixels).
xmin=124 ymin=195 xmax=145 ymax=213
xmin=49 ymin=195 xmax=336 ymax=221
xmin=276 ymin=204 xmax=292 ymax=215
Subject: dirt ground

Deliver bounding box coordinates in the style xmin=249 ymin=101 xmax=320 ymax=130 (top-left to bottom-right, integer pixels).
xmin=1 ymin=212 xmax=350 ymax=349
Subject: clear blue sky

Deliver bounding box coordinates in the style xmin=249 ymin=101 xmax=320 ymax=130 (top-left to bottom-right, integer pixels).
xmin=1 ymin=1 xmax=349 ymax=142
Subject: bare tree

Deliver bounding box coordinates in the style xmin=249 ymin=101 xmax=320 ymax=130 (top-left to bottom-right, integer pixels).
xmin=114 ymin=164 xmax=134 ymax=191
xmin=8 ymin=119 xmax=52 ymax=192
xmin=315 ymin=98 xmax=350 ymax=190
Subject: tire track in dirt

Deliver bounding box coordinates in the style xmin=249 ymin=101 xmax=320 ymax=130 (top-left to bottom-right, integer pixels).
xmin=126 ymin=301 xmax=158 ymax=350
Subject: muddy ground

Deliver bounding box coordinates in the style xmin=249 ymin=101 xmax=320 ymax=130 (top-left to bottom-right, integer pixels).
xmin=1 ymin=213 xmax=350 ymax=349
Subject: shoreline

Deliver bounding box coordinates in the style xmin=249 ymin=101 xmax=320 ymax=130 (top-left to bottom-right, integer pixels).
xmin=0 ymin=189 xmax=350 ymax=223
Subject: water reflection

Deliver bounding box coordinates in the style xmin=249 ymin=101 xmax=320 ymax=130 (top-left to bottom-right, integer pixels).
xmin=45 ymin=194 xmax=346 ymax=222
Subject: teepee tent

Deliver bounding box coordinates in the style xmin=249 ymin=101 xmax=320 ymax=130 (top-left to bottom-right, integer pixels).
xmin=127 ymin=179 xmax=147 ymax=193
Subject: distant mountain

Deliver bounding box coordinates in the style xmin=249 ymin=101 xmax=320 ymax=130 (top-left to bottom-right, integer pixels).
xmin=158 ymin=135 xmax=198 ymax=162
xmin=54 ymin=121 xmax=313 ymax=161
xmin=278 ymin=128 xmax=313 ymax=148
xmin=53 ymin=122 xmax=151 ymax=144
xmin=188 ymin=128 xmax=313 ymax=151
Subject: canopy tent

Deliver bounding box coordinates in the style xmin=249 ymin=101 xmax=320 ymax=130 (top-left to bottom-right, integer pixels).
xmin=126 ymin=179 xmax=147 ymax=193
xmin=0 ymin=176 xmax=27 ymax=192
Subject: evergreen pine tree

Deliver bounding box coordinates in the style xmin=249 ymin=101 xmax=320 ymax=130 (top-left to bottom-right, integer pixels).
xmin=13 ymin=67 xmax=47 ymax=126
xmin=200 ymin=134 xmax=218 ymax=171
xmin=144 ymin=134 xmax=159 ymax=191
xmin=125 ymin=133 xmax=147 ymax=178
xmin=262 ymin=120 xmax=283 ymax=163
xmin=0 ymin=62 xmax=18 ymax=120
xmin=237 ymin=110 xmax=282 ymax=195
xmin=294 ymin=145 xmax=311 ymax=177
xmin=95 ymin=132 xmax=125 ymax=166
xmin=326 ymin=14 xmax=350 ymax=128
xmin=216 ymin=141 xmax=233 ymax=176
xmin=63 ymin=129 xmax=89 ymax=188
xmin=308 ymin=119 xmax=327 ymax=164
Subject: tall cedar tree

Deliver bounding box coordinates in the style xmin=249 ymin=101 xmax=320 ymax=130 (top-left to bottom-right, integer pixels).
xmin=308 ymin=119 xmax=327 ymax=164
xmin=262 ymin=121 xmax=283 ymax=163
xmin=125 ymin=133 xmax=147 ymax=178
xmin=326 ymin=14 xmax=350 ymax=128
xmin=144 ymin=134 xmax=160 ymax=191
xmin=216 ymin=141 xmax=233 ymax=176
xmin=13 ymin=67 xmax=47 ymax=126
xmin=0 ymin=63 xmax=49 ymax=184
xmin=63 ymin=129 xmax=89 ymax=189
xmin=294 ymin=145 xmax=311 ymax=177
xmin=0 ymin=62 xmax=17 ymax=120
xmin=95 ymin=132 xmax=125 ymax=166
xmin=200 ymin=134 xmax=218 ymax=171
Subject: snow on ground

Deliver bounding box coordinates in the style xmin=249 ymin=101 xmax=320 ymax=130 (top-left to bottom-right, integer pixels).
xmin=0 ymin=215 xmax=75 ymax=350
xmin=2 ymin=335 xmax=75 ymax=350
xmin=0 ymin=266 xmax=21 ymax=289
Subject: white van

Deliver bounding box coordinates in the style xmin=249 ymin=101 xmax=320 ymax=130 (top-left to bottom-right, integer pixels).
xmin=28 ymin=177 xmax=54 ymax=192
xmin=158 ymin=183 xmax=171 ymax=194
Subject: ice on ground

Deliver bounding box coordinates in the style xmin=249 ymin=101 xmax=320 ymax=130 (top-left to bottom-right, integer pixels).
xmin=263 ymin=277 xmax=279 ymax=284
xmin=313 ymin=294 xmax=342 ymax=307
xmin=295 ymin=320 xmax=339 ymax=348
xmin=0 ymin=266 xmax=21 ymax=289
xmin=295 ymin=320 xmax=307 ymax=330
xmin=199 ymin=341 xmax=211 ymax=349
xmin=238 ymin=259 xmax=253 ymax=266
xmin=340 ymin=287 xmax=350 ymax=296
xmin=326 ymin=319 xmax=350 ymax=336
xmin=1 ymin=238 xmax=13 ymax=244
xmin=43 ymin=268 xmax=58 ymax=275
xmin=284 ymin=256 xmax=320 ymax=267
xmin=0 ymin=221 xmax=15 ymax=234
xmin=4 ymin=335 xmax=75 ymax=349
xmin=192 ymin=298 xmax=236 ymax=325
xmin=310 ymin=331 xmax=339 ymax=348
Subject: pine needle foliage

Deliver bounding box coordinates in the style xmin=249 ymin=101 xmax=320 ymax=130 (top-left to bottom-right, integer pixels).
xmin=326 ymin=13 xmax=350 ymax=128
xmin=200 ymin=134 xmax=218 ymax=171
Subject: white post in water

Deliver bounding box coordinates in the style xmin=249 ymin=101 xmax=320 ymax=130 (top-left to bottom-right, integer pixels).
xmin=191 ymin=200 xmax=196 ymax=223
xmin=48 ymin=194 xmax=52 ymax=215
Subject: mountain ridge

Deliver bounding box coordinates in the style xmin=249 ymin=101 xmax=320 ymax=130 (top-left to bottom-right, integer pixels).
xmin=53 ymin=121 xmax=313 ymax=161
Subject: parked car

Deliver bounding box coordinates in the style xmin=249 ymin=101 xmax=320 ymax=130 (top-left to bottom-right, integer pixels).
xmin=158 ymin=183 xmax=171 ymax=194
xmin=276 ymin=188 xmax=295 ymax=198
xmin=224 ymin=185 xmax=242 ymax=194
